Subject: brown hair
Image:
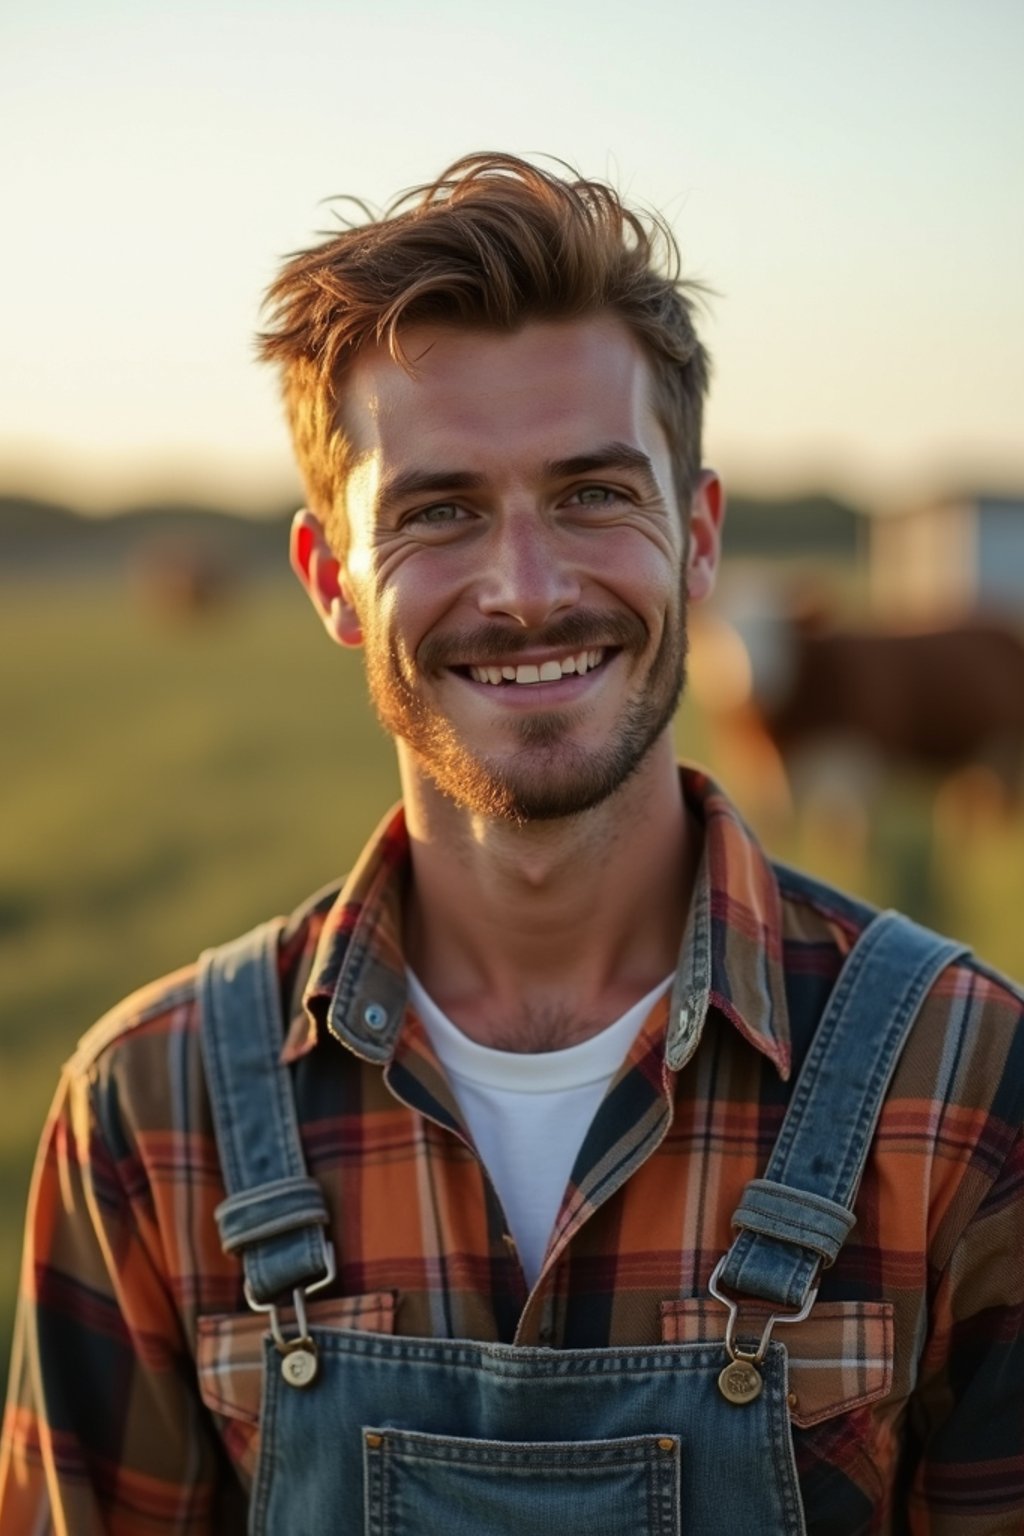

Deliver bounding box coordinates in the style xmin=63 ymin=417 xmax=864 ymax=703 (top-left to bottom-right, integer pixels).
xmin=258 ymin=152 xmax=710 ymax=552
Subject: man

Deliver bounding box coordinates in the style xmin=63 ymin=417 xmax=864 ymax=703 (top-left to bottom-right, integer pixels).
xmin=2 ymin=154 xmax=1022 ymax=1534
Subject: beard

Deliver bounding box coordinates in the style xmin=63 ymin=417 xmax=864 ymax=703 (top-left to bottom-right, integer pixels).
xmin=361 ymin=605 xmax=688 ymax=824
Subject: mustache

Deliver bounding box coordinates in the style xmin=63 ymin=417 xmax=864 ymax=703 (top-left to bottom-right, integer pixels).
xmin=418 ymin=610 xmax=649 ymax=671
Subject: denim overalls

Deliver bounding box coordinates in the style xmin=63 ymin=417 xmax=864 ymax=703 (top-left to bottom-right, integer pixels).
xmin=199 ymin=911 xmax=961 ymax=1535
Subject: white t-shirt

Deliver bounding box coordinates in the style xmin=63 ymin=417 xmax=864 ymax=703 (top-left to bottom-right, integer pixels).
xmin=405 ymin=970 xmax=674 ymax=1289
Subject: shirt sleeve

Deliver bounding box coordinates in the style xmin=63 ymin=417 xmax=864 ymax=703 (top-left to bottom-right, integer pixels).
xmin=0 ymin=1061 xmax=242 ymax=1536
xmin=908 ymin=1122 xmax=1024 ymax=1532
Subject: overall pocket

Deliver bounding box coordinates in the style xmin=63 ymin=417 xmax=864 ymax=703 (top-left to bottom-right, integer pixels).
xmin=362 ymin=1427 xmax=682 ymax=1536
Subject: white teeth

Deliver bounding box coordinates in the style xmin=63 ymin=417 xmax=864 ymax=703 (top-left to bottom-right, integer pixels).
xmin=468 ymin=648 xmax=605 ymax=686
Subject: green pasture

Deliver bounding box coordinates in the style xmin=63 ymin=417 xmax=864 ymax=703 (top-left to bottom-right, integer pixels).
xmin=2 ymin=573 xmax=1022 ymax=1387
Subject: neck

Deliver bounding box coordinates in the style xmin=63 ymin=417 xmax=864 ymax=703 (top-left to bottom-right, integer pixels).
xmin=400 ymin=739 xmax=698 ymax=1050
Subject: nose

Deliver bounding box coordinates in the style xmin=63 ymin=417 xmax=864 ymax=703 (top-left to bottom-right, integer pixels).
xmin=476 ymin=515 xmax=581 ymax=628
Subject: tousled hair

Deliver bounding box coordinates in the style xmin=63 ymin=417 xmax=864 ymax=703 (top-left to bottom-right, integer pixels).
xmin=258 ymin=153 xmax=711 ymax=552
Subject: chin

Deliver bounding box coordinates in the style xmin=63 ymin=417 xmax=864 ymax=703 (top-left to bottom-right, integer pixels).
xmin=386 ymin=632 xmax=687 ymax=824
xmin=422 ymin=725 xmax=668 ymax=825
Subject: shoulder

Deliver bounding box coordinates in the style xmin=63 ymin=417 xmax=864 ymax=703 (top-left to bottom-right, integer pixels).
xmin=776 ymin=858 xmax=1023 ymax=1004
xmin=775 ymin=858 xmax=1024 ymax=1132
xmin=45 ymin=960 xmax=204 ymax=1171
xmin=70 ymin=963 xmax=201 ymax=1077
xmin=64 ymin=964 xmax=205 ymax=1156
xmin=64 ymin=880 xmax=345 ymax=1120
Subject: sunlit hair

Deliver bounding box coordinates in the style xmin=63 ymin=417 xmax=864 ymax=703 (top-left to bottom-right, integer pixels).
xmin=258 ymin=152 xmax=711 ymax=552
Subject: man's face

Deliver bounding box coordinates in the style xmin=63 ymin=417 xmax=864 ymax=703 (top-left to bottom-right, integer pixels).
xmin=333 ymin=314 xmax=718 ymax=822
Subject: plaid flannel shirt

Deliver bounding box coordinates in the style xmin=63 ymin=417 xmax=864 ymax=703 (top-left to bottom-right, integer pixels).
xmin=3 ymin=768 xmax=1023 ymax=1534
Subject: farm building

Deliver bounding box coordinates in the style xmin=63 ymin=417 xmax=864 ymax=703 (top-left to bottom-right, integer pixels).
xmin=871 ymin=493 xmax=1024 ymax=622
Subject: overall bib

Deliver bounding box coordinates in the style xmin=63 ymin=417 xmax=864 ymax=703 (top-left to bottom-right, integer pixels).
xmin=199 ymin=912 xmax=961 ymax=1535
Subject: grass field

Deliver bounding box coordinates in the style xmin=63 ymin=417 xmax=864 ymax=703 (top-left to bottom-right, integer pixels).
xmin=2 ymin=571 xmax=1022 ymax=1387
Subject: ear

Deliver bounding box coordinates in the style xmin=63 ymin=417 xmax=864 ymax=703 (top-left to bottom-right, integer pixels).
xmin=685 ymin=470 xmax=725 ymax=604
xmin=289 ymin=509 xmax=363 ymax=647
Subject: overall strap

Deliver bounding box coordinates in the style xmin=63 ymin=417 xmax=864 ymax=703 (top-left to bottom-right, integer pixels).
xmin=198 ymin=920 xmax=333 ymax=1306
xmin=717 ymin=909 xmax=965 ymax=1310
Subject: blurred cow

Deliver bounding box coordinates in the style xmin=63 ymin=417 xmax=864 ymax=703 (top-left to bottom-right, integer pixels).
xmin=129 ymin=538 xmax=233 ymax=620
xmin=689 ymin=604 xmax=1024 ymax=832
xmin=765 ymin=617 xmax=1024 ymax=778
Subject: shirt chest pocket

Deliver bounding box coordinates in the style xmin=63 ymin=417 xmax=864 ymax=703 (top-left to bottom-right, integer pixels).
xmin=659 ymin=1298 xmax=894 ymax=1428
xmin=195 ymin=1292 xmax=397 ymax=1481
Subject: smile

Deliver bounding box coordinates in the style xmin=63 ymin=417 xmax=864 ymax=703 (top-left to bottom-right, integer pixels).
xmin=466 ymin=649 xmax=606 ymax=686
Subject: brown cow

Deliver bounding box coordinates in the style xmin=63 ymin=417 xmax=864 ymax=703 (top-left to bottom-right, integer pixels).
xmin=764 ymin=617 xmax=1024 ymax=779
xmin=688 ymin=606 xmax=1024 ymax=822
xmin=129 ymin=538 xmax=233 ymax=621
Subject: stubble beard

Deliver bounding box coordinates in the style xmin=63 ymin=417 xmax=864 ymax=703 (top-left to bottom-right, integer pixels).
xmin=361 ymin=605 xmax=688 ymax=824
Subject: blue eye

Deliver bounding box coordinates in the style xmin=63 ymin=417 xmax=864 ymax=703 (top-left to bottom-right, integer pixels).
xmin=414 ymin=504 xmax=465 ymax=525
xmin=572 ymin=486 xmax=620 ymax=506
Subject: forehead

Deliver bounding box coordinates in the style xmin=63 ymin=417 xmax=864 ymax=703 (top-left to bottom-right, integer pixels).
xmin=339 ymin=314 xmax=666 ymax=475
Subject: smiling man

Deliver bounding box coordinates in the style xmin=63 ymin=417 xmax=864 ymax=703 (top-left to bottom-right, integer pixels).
xmin=3 ymin=154 xmax=1023 ymax=1535
xmin=305 ymin=315 xmax=708 ymax=829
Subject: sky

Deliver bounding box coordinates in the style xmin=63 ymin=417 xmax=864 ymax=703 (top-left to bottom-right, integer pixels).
xmin=2 ymin=0 xmax=1022 ymax=513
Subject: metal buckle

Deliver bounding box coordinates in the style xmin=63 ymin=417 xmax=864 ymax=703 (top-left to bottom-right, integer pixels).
xmin=708 ymin=1255 xmax=819 ymax=1366
xmin=243 ymin=1236 xmax=337 ymax=1353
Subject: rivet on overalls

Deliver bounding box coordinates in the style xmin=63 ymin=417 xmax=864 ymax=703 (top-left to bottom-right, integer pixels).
xmin=280 ymin=1343 xmax=319 ymax=1389
xmin=365 ymin=1432 xmax=383 ymax=1448
xmin=717 ymin=1358 xmax=763 ymax=1405
xmin=657 ymin=1438 xmax=675 ymax=1453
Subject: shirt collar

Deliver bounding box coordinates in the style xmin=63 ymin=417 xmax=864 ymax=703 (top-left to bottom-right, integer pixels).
xmin=300 ymin=767 xmax=792 ymax=1079
xmin=670 ymin=769 xmax=792 ymax=1078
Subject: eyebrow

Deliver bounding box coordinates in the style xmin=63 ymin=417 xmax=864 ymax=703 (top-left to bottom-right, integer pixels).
xmin=543 ymin=442 xmax=660 ymax=493
xmin=376 ymin=468 xmax=487 ymax=519
xmin=374 ymin=441 xmax=660 ymax=516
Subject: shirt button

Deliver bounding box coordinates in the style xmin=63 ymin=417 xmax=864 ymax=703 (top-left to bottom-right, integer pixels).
xmin=363 ymin=1002 xmax=388 ymax=1031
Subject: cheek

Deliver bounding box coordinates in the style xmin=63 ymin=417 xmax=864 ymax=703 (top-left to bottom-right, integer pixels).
xmin=387 ymin=547 xmax=472 ymax=620
xmin=593 ymin=532 xmax=682 ymax=612
xmin=368 ymin=568 xmax=447 ymax=665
